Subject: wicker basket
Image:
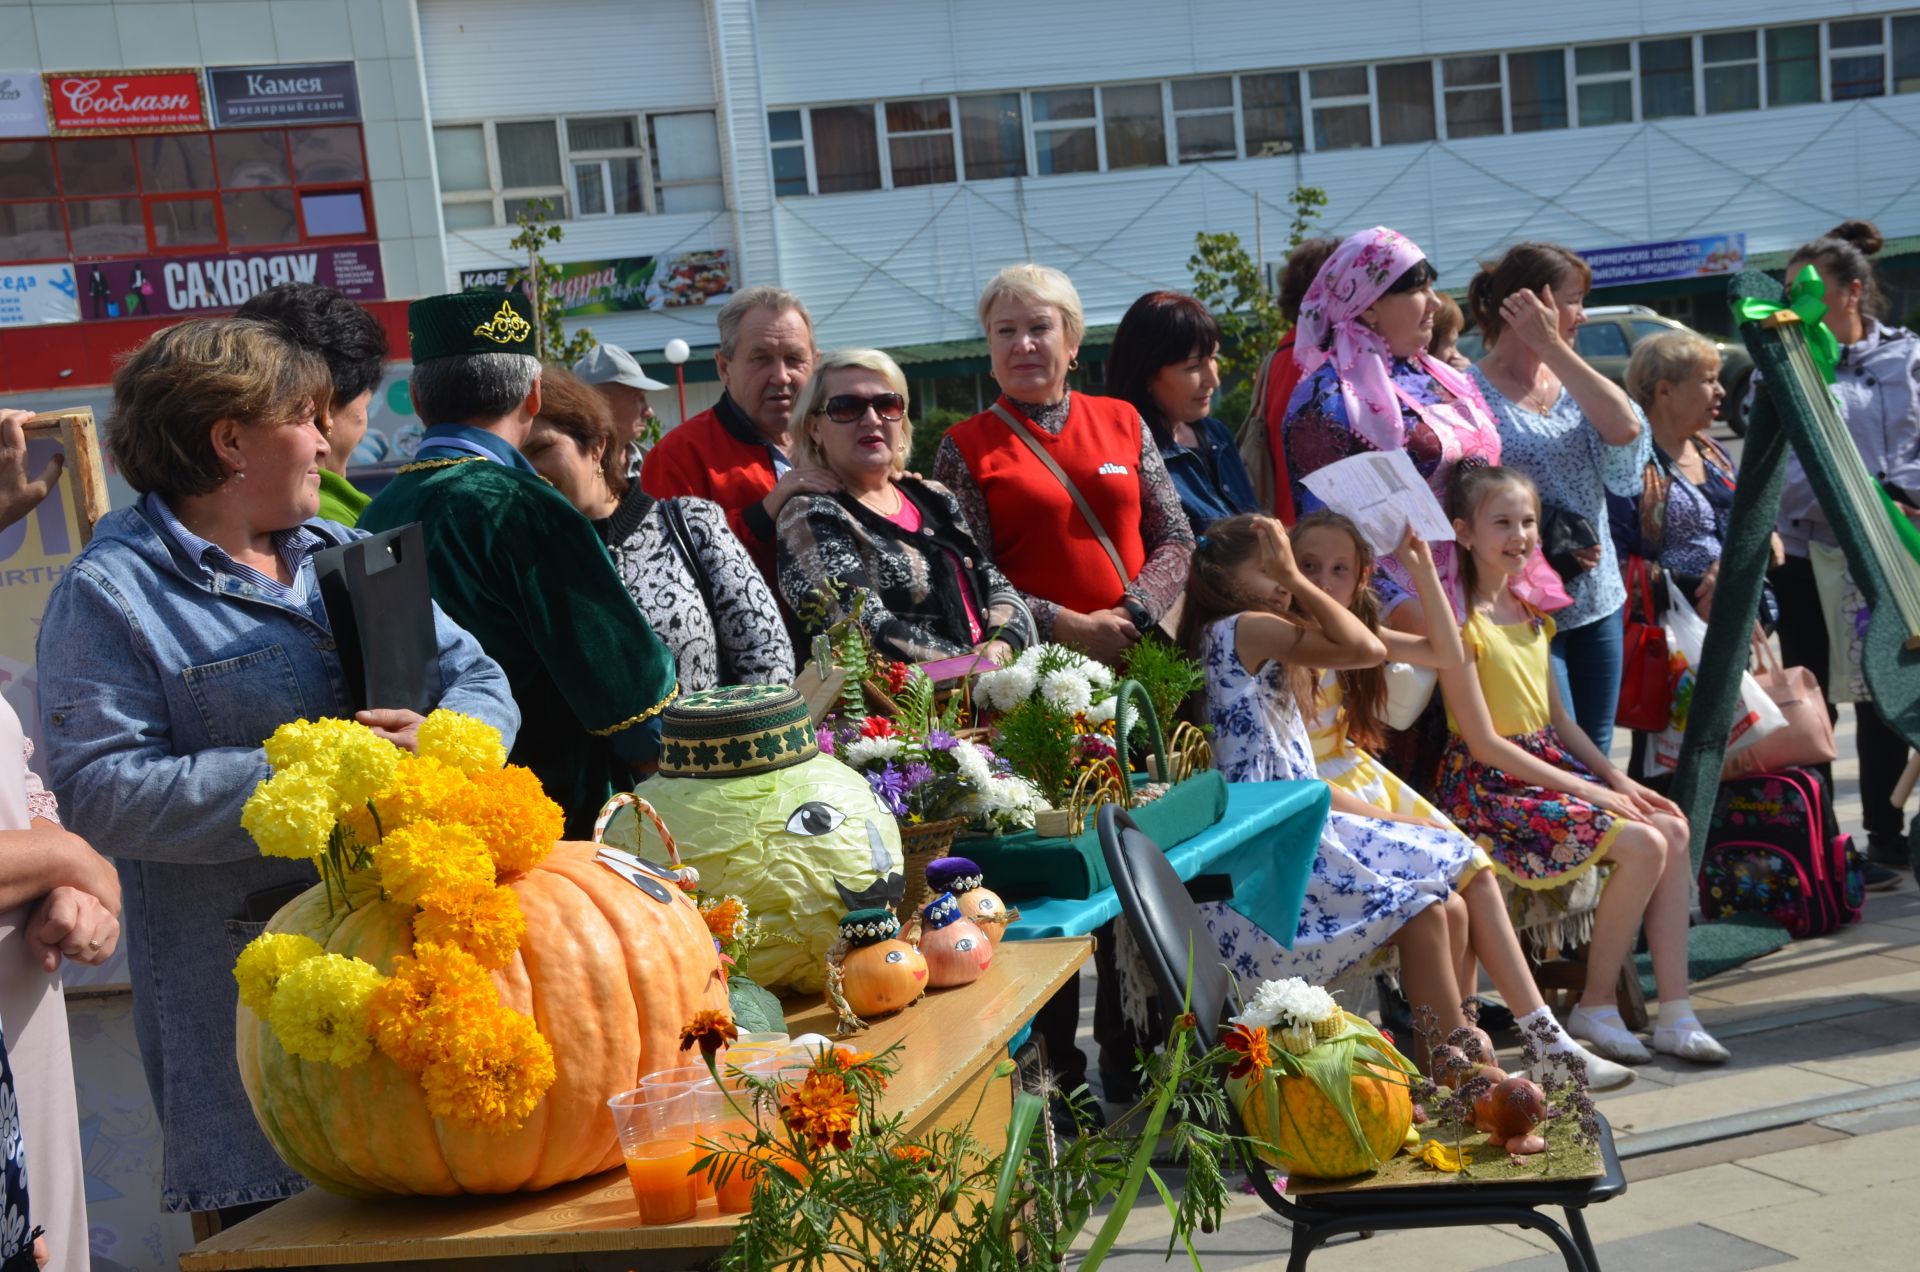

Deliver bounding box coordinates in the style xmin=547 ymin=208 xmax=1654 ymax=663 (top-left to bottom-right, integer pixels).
xmin=895 ymin=815 xmax=969 ymax=923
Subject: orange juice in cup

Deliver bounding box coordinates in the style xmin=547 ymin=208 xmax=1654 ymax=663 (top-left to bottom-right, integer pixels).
xmin=607 ymin=1087 xmax=700 ymax=1224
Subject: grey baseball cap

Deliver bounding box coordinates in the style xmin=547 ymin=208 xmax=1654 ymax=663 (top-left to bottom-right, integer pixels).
xmin=573 ymin=343 xmax=669 ymax=391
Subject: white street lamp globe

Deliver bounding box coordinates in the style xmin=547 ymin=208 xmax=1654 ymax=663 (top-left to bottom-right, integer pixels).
xmin=663 ymin=338 xmax=691 ymax=365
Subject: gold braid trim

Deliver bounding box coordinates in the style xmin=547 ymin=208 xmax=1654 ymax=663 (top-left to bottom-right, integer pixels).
xmin=396 ymin=456 xmax=489 ymax=474
xmin=588 ymin=683 xmax=681 ymax=737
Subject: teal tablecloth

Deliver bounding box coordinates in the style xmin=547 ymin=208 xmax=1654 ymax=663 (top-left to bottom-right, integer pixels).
xmin=1004 ymin=780 xmax=1329 ymax=943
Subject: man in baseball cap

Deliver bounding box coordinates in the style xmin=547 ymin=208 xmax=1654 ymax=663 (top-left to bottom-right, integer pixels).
xmin=574 ymin=343 xmax=667 ymax=480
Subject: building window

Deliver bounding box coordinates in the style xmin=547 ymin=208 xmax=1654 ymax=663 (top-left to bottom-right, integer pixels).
xmin=810 ymin=105 xmax=883 ymax=194
xmin=1829 ymin=18 xmax=1887 ymax=100
xmin=1101 ymin=83 xmax=1166 ymax=170
xmin=884 ymin=97 xmax=957 ymax=187
xmin=1702 ymin=31 xmax=1760 ymax=113
xmin=768 ymin=110 xmax=810 ymax=197
xmin=1896 ymin=15 xmax=1920 ymax=93
xmin=1639 ymin=37 xmax=1695 ymax=118
xmin=1442 ymin=55 xmax=1503 ymax=138
xmin=1376 ymin=61 xmax=1436 ymax=144
xmin=1030 ymin=88 xmax=1098 ymax=175
xmin=0 ymin=128 xmax=373 ymax=266
xmin=495 ymin=120 xmax=567 ymax=223
xmin=1767 ymin=26 xmax=1821 ymax=107
xmin=566 ymin=116 xmax=645 ymax=218
xmin=1575 ymin=43 xmax=1634 ymax=126
xmin=1508 ymin=50 xmax=1568 ymax=132
xmin=651 ymin=112 xmax=725 ymax=211
xmin=959 ymin=92 xmax=1026 ymax=180
xmin=1241 ymin=71 xmax=1303 ymax=155
xmin=1308 ymin=66 xmax=1372 ymax=150
xmin=1171 ymin=77 xmax=1237 ymax=162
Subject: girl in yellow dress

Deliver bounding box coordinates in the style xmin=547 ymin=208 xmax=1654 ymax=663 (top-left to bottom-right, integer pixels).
xmin=1289 ymin=509 xmax=1634 ymax=1088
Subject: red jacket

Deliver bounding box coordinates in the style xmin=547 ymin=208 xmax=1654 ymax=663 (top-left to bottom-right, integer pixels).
xmin=945 ymin=394 xmax=1147 ymax=615
xmin=1261 ymin=331 xmax=1304 ymax=525
xmin=640 ymin=396 xmax=779 ymax=580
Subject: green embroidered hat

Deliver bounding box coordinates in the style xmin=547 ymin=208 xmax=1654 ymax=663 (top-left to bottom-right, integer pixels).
xmin=408 ymin=290 xmax=537 ymax=362
xmin=657 ymin=684 xmax=820 ymax=779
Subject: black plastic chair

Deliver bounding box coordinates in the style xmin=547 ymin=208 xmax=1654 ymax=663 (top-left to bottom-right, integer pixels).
xmin=1096 ymin=804 xmax=1626 ymax=1272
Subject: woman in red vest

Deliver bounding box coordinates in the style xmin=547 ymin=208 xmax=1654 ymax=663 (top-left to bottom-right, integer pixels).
xmin=933 ymin=264 xmax=1194 ymax=667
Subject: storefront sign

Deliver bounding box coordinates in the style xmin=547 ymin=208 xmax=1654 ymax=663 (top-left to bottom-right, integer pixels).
xmin=0 ymin=69 xmax=49 ymax=137
xmin=0 ymin=264 xmax=80 ymax=327
xmin=207 ymin=62 xmax=360 ymax=127
xmin=77 ymin=245 xmax=383 ymax=320
xmin=44 ymin=68 xmax=207 ymax=135
xmin=1580 ymin=233 xmax=1746 ymax=289
xmin=458 ymin=249 xmax=732 ymax=316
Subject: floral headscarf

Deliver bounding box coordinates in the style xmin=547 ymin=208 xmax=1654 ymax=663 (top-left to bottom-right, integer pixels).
xmin=1293 ymin=226 xmax=1479 ymax=453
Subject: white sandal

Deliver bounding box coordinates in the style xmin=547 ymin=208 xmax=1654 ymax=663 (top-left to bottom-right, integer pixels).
xmin=1566 ymin=1005 xmax=1651 ymax=1063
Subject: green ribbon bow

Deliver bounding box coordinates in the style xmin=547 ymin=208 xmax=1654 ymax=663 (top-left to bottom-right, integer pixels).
xmin=1735 ymin=264 xmax=1842 ymax=384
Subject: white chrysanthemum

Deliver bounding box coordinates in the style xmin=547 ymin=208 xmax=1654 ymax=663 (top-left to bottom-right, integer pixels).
xmin=952 ymin=739 xmax=995 ymax=790
xmin=1083 ymin=696 xmax=1117 ymax=726
xmin=977 ymin=663 xmax=1039 ymax=712
xmin=1235 ymin=975 xmax=1337 ymax=1030
xmin=842 ymin=736 xmax=905 ymax=767
xmin=1082 ymin=658 xmax=1115 ymax=688
xmin=1038 ymin=670 xmax=1093 ymax=713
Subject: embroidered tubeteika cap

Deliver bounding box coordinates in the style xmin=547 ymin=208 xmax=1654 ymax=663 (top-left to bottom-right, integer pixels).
xmin=657 ymin=684 xmax=819 ymax=779
xmin=408 ymin=290 xmax=537 ymax=362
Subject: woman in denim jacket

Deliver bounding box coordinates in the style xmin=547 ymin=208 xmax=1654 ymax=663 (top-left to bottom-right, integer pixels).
xmin=34 ymin=320 xmax=519 ymax=1225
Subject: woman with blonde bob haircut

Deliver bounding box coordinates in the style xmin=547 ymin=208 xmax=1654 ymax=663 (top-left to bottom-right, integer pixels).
xmin=934 ymin=263 xmax=1193 ymax=666
xmin=777 ymin=348 xmax=1034 ymax=664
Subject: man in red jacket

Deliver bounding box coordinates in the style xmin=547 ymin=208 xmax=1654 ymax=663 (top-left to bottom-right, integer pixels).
xmin=640 ymin=286 xmax=834 ymax=580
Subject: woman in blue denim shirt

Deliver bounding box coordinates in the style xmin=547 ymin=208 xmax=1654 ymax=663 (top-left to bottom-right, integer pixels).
xmin=1105 ymin=291 xmax=1260 ymax=535
xmin=1468 ymin=243 xmax=1650 ymax=755
xmin=34 ymin=320 xmax=519 ymax=1224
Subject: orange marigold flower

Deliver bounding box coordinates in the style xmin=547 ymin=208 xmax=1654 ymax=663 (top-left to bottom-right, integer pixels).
xmin=780 ymin=1071 xmax=859 ymax=1152
xmin=892 ymin=1144 xmax=939 ymax=1171
xmin=679 ymin=1009 xmax=738 ymax=1060
xmin=414 ymin=880 xmax=527 ymax=970
xmin=367 ymin=941 xmax=497 ymax=1073
xmin=700 ymin=896 xmax=745 ymax=944
xmin=460 ymin=766 xmax=562 ymax=875
xmin=419 ymin=1006 xmax=556 ymax=1133
xmin=1223 ymin=1023 xmax=1273 ymax=1081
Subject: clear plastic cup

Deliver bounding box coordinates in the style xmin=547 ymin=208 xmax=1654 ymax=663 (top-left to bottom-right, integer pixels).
xmin=735 ymin=1030 xmax=790 ymax=1048
xmin=694 ymin=1084 xmax=761 ymax=1214
xmin=606 ymin=1087 xmax=700 ymax=1226
xmin=639 ymin=1064 xmax=711 ymax=1093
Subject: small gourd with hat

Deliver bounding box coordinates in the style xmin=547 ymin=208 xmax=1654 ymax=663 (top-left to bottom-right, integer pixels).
xmin=917 ymin=891 xmax=992 ymax=988
xmin=925 ymin=856 xmax=1017 ymax=947
xmin=828 ymin=908 xmax=928 ymax=1032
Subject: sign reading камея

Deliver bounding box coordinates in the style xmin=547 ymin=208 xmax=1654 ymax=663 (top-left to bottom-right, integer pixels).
xmin=206 ymin=63 xmax=360 ymax=128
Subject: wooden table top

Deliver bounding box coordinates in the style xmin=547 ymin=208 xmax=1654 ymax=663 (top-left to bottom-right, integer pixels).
xmin=182 ymin=936 xmax=1092 ymax=1269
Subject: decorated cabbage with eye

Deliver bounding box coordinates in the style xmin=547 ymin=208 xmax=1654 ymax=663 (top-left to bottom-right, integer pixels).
xmin=606 ymin=686 xmax=905 ymax=993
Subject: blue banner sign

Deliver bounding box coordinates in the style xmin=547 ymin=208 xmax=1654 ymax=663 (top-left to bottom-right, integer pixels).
xmin=1580 ymin=233 xmax=1746 ymax=289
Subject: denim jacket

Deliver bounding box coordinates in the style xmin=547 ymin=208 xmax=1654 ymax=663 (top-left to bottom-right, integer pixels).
xmin=1152 ymin=415 xmax=1261 ymax=535
xmin=34 ymin=503 xmax=519 ymax=1213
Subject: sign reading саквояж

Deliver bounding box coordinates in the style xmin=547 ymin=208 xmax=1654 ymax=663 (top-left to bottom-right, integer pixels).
xmin=76 ymin=246 xmax=384 ymax=321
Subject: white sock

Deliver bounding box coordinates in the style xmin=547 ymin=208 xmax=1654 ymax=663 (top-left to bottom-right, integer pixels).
xmin=1517 ymin=1005 xmax=1578 ymax=1055
xmin=1658 ymin=997 xmax=1699 ymax=1027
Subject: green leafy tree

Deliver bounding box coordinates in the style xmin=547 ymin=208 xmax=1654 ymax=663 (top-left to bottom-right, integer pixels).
xmin=506 ymin=198 xmax=596 ymax=365
xmin=1186 ymin=185 xmax=1327 ymax=384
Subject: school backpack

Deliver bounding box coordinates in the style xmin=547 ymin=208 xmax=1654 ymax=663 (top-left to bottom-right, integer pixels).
xmin=1698 ymin=767 xmax=1864 ymax=940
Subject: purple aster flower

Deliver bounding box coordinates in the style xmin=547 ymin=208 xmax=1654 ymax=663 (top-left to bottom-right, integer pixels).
xmin=927 ymin=729 xmax=959 ymax=752
xmin=816 ymin=728 xmax=835 ymax=756
xmin=901 ymin=761 xmax=935 ymax=790
xmin=866 ymin=764 xmax=910 ymax=817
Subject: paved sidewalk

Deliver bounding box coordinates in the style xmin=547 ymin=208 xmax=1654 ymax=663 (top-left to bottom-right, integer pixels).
xmin=1075 ymin=699 xmax=1920 ymax=1269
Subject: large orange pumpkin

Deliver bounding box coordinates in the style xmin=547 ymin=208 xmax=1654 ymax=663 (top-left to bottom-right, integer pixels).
xmin=1234 ymin=1060 xmax=1413 ymax=1180
xmin=235 ymin=843 xmax=730 ymax=1197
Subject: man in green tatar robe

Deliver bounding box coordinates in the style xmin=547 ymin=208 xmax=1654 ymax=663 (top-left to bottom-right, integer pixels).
xmin=361 ymin=290 xmax=678 ymax=836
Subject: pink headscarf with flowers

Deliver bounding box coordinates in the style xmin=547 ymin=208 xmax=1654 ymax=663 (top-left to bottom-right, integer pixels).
xmin=1292 ymin=226 xmax=1481 ymax=454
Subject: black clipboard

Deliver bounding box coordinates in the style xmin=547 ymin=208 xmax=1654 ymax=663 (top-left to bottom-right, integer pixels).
xmin=314 ymin=523 xmax=438 ymax=714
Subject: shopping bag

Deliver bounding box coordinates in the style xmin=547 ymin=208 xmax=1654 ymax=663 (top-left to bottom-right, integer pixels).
xmin=1647 ymin=578 xmax=1786 ymax=776
xmin=1614 ymin=557 xmax=1669 ymax=732
xmin=313 ymin=524 xmax=439 ymax=715
xmin=1722 ymin=633 xmax=1838 ymax=779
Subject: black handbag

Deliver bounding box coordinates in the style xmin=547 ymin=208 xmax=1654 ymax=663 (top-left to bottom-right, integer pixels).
xmin=1541 ymin=502 xmax=1601 ymax=583
xmin=313 ymin=523 xmax=439 ymax=714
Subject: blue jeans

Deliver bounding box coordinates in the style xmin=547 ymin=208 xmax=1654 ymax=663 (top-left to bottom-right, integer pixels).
xmin=1549 ymin=605 xmax=1623 ymax=757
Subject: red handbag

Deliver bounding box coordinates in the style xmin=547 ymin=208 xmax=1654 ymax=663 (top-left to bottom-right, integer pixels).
xmin=1615 ymin=557 xmax=1670 ymax=732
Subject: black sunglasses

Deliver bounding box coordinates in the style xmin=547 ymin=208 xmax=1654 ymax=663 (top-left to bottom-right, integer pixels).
xmin=814 ymin=392 xmax=906 ymax=424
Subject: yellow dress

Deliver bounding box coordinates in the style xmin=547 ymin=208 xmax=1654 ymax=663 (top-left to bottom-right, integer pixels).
xmin=1307 ymin=670 xmax=1491 ymax=885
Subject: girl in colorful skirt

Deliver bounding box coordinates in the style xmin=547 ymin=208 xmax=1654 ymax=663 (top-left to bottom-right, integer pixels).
xmin=1180 ymin=514 xmax=1488 ymax=1060
xmin=1435 ymin=465 xmax=1727 ymax=1064
xmin=1289 ymin=509 xmax=1632 ymax=1086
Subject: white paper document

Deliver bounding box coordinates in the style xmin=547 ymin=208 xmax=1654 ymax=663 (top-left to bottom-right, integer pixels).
xmin=1299 ymin=450 xmax=1454 ymax=556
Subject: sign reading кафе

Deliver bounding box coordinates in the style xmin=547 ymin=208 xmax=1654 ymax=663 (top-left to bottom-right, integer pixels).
xmin=43 ymin=68 xmax=206 ymax=135
xmin=206 ymin=63 xmax=360 ymax=127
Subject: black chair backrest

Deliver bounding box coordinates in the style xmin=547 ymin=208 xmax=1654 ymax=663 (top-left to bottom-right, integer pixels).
xmin=1096 ymin=803 xmax=1231 ymax=1049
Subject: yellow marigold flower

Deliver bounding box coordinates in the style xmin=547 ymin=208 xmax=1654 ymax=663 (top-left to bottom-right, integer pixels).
xmin=414 ymin=881 xmax=527 ymax=970
xmin=241 ymin=764 xmax=337 ymax=861
xmin=460 ymin=767 xmax=562 ymax=875
xmin=374 ymin=821 xmax=495 ymax=906
xmin=263 ymin=718 xmax=361 ymax=773
xmin=373 ymin=755 xmax=472 ymax=832
xmin=419 ymin=1006 xmax=556 ymax=1133
xmin=417 ymin=709 xmax=508 ymax=776
xmin=329 ymin=729 xmax=403 ymax=814
xmin=339 ymin=803 xmax=380 ymax=851
xmin=233 ymin=932 xmax=325 ymax=1016
xmin=266 ymin=952 xmax=385 ymax=1067
xmin=367 ymin=941 xmax=498 ymax=1072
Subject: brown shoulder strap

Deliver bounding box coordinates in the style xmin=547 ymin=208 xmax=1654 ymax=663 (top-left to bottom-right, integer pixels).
xmin=988 ymin=400 xmax=1129 ymax=590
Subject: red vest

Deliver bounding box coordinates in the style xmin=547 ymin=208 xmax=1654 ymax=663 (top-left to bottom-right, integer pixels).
xmin=1261 ymin=331 xmax=1303 ymax=524
xmin=639 ymin=404 xmax=778 ymax=580
xmin=947 ymin=393 xmax=1147 ymax=614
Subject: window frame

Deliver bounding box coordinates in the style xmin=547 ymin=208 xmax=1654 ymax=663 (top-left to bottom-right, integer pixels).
xmin=1237 ymin=68 xmax=1305 ymax=156
xmin=564 ymin=114 xmax=649 ymax=218
xmin=1440 ymin=54 xmax=1505 ymax=139
xmin=955 ymin=91 xmax=1029 ymax=181
xmin=648 ymin=110 xmax=727 ymax=211
xmin=1700 ymin=29 xmax=1761 ymax=114
xmin=1505 ymin=46 xmax=1570 ymax=133
xmin=1826 ymin=15 xmax=1889 ymax=100
xmin=1375 ymin=59 xmax=1438 ymax=145
xmin=1895 ymin=14 xmax=1920 ymax=93
xmin=1765 ymin=23 xmax=1824 ymax=108
xmin=1637 ymin=35 xmax=1698 ymax=119
xmin=1573 ymin=41 xmax=1639 ymax=127
xmin=767 ymin=108 xmax=815 ymax=197
xmin=882 ymin=95 xmax=962 ymax=187
xmin=1026 ymin=85 xmax=1102 ymax=176
xmin=1305 ymin=62 xmax=1376 ymax=151
xmin=1170 ymin=75 xmax=1242 ymax=163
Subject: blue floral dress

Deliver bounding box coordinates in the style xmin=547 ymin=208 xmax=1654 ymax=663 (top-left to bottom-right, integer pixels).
xmin=1199 ymin=616 xmax=1475 ymax=989
xmin=1 ymin=1029 xmax=30 ymax=1270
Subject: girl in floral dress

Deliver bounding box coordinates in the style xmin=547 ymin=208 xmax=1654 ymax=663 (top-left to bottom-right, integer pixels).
xmin=1178 ymin=514 xmax=1487 ymax=1058
xmin=1435 ymin=465 xmax=1727 ymax=1065
xmin=1289 ymin=510 xmax=1632 ymax=1087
